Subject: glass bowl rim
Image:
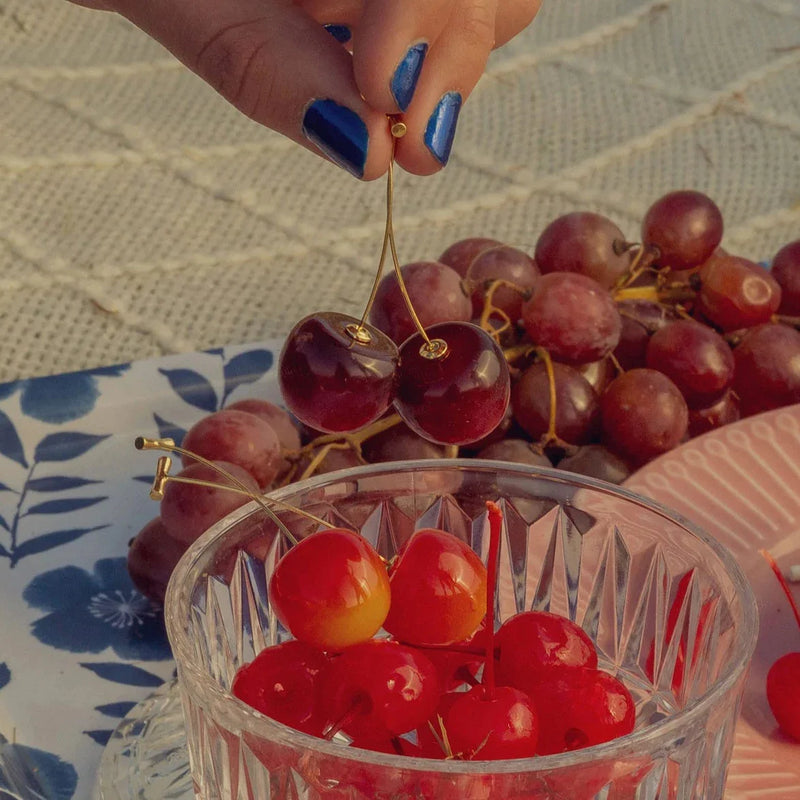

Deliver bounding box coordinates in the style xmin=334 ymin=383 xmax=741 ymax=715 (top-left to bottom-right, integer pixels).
xmin=165 ymin=458 xmax=759 ymax=775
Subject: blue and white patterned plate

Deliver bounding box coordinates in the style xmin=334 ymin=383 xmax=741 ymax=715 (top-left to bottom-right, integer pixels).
xmin=0 ymin=341 xmax=284 ymax=799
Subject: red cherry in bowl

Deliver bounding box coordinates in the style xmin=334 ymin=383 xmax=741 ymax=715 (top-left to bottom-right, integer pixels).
xmin=268 ymin=528 xmax=390 ymax=651
xmin=527 ymin=667 xmax=636 ymax=756
xmin=318 ymin=639 xmax=442 ymax=741
xmin=445 ymin=685 xmax=539 ymax=760
xmin=383 ymin=528 xmax=488 ymax=647
xmin=232 ymin=640 xmax=329 ymax=735
xmin=495 ymin=610 xmax=598 ymax=693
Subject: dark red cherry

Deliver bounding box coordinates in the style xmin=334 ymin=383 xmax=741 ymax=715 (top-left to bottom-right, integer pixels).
xmin=278 ymin=312 xmax=398 ymax=433
xmin=393 ymin=322 xmax=510 ymax=446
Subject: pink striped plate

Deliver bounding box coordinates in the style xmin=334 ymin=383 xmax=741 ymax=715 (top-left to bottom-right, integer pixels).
xmin=625 ymin=404 xmax=800 ymax=799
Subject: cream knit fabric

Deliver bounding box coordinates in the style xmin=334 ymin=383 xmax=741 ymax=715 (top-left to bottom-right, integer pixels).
xmin=2 ymin=0 xmax=799 ymax=382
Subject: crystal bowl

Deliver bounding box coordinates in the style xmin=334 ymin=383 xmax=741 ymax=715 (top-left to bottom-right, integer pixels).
xmin=164 ymin=460 xmax=758 ymax=800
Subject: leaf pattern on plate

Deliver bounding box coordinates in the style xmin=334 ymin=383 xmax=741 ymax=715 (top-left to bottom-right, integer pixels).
xmin=80 ymin=662 xmax=166 ymax=687
xmin=0 ymin=408 xmax=28 ymax=469
xmin=159 ymin=368 xmax=218 ymax=413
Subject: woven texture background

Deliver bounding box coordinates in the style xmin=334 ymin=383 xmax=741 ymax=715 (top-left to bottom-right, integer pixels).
xmin=2 ymin=0 xmax=799 ymax=383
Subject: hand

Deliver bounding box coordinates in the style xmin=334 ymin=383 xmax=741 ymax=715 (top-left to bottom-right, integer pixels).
xmin=69 ymin=0 xmax=541 ymax=179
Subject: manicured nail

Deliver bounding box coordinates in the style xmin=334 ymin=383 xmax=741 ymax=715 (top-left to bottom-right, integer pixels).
xmin=391 ymin=42 xmax=428 ymax=111
xmin=302 ymin=99 xmax=368 ymax=178
xmin=324 ymin=23 xmax=351 ymax=43
xmin=424 ymin=91 xmax=462 ymax=166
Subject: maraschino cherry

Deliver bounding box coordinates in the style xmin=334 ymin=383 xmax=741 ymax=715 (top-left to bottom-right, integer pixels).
xmin=268 ymin=528 xmax=390 ymax=651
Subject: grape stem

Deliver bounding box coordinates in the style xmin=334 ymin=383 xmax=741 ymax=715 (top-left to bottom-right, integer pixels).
xmin=613 ymin=284 xmax=696 ymax=304
xmin=614 ymin=243 xmax=659 ymax=290
xmin=476 ymin=278 xmax=532 ymax=344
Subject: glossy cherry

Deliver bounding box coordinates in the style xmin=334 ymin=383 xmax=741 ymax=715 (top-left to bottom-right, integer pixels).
xmin=383 ymin=528 xmax=488 ymax=646
xmin=495 ymin=610 xmax=598 ymax=693
xmin=268 ymin=528 xmax=390 ymax=651
xmin=445 ymin=685 xmax=539 ymax=760
xmin=278 ymin=311 xmax=398 ymax=433
xmin=528 ymin=667 xmax=636 ymax=755
xmin=317 ymin=639 xmax=442 ymax=741
xmin=394 ymin=321 xmax=511 ymax=446
xmin=767 ymin=652 xmax=800 ymax=741
xmin=232 ymin=640 xmax=328 ymax=735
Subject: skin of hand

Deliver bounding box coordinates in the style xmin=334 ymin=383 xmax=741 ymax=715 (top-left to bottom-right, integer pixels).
xmin=68 ymin=0 xmax=541 ymax=179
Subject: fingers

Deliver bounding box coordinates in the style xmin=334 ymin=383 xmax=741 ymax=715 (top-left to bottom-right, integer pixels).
xmin=494 ymin=0 xmax=542 ymax=48
xmin=111 ymin=0 xmax=393 ymax=179
xmin=392 ymin=0 xmax=499 ymax=174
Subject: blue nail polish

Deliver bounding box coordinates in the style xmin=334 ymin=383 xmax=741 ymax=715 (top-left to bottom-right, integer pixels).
xmin=391 ymin=42 xmax=428 ymax=111
xmin=324 ymin=23 xmax=351 ymax=43
xmin=302 ymin=99 xmax=368 ymax=178
xmin=424 ymin=92 xmax=462 ymax=166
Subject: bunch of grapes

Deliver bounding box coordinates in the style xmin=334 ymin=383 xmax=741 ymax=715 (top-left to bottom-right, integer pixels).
xmin=130 ymin=189 xmax=800 ymax=601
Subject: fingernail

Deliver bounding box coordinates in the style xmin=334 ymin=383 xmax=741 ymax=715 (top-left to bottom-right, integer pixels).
xmin=323 ymin=23 xmax=351 ymax=43
xmin=424 ymin=91 xmax=462 ymax=166
xmin=391 ymin=42 xmax=428 ymax=111
xmin=302 ymin=99 xmax=368 ymax=178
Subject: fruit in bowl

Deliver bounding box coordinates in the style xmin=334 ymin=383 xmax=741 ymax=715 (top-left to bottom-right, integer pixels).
xmin=163 ymin=461 xmax=757 ymax=800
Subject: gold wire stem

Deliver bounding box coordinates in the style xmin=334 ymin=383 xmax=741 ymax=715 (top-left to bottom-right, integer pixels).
xmin=135 ymin=437 xmax=318 ymax=546
xmin=535 ymin=347 xmax=559 ymax=446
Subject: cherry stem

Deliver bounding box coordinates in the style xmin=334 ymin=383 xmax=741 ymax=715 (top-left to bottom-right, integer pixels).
xmin=483 ymin=500 xmax=503 ymax=700
xmin=760 ymin=549 xmax=800 ymax=629
xmin=323 ymin=695 xmax=369 ymax=740
xmin=135 ymin=436 xmax=308 ymax=546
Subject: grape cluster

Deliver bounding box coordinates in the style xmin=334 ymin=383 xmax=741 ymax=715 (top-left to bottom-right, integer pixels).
xmin=232 ymin=508 xmax=635 ymax=760
xmin=129 ymin=190 xmax=800 ymax=601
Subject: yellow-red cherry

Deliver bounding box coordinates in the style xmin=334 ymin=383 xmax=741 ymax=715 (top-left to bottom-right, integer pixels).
xmin=383 ymin=528 xmax=488 ymax=646
xmin=268 ymin=528 xmax=390 ymax=651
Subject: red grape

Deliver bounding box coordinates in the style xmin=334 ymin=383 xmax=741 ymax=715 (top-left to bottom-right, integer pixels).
xmin=646 ymin=319 xmax=735 ymax=408
xmin=279 ymin=312 xmax=398 ymax=434
xmin=688 ymin=390 xmax=740 ymax=437
xmin=521 ymin=273 xmax=622 ymax=365
xmin=268 ymin=528 xmax=390 ymax=651
xmin=394 ymin=322 xmax=511 ymax=446
xmin=642 ymin=190 xmax=723 ymax=271
xmin=160 ymin=460 xmax=261 ymax=545
xmin=127 ymin=517 xmax=188 ymax=605
xmin=557 ymin=444 xmax=632 ymax=485
xmin=613 ymin=300 xmax=678 ymax=371
xmin=369 ymin=261 xmax=471 ymax=345
xmin=438 ymin=237 xmax=502 ymax=278
xmin=226 ymin=398 xmax=301 ymax=476
xmin=383 ymin=528 xmax=487 ymax=646
xmin=600 ymin=369 xmax=688 ymax=464
xmin=772 ymin=239 xmax=800 ymax=315
xmin=511 ymin=361 xmax=600 ymax=445
xmin=476 ymin=438 xmax=552 ymax=469
xmin=695 ymin=253 xmax=781 ymax=331
xmin=731 ymin=323 xmax=800 ymax=416
xmin=361 ymin=420 xmax=445 ymax=463
xmin=534 ymin=212 xmax=632 ymax=289
xmin=465 ymin=245 xmax=539 ymax=321
xmin=182 ymin=409 xmax=280 ymax=488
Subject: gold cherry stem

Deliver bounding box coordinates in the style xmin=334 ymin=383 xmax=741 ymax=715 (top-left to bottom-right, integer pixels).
xmin=135 ymin=436 xmax=320 ymax=546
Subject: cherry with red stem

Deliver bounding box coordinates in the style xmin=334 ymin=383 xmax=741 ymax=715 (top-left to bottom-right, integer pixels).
xmin=760 ymin=549 xmax=800 ymax=742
